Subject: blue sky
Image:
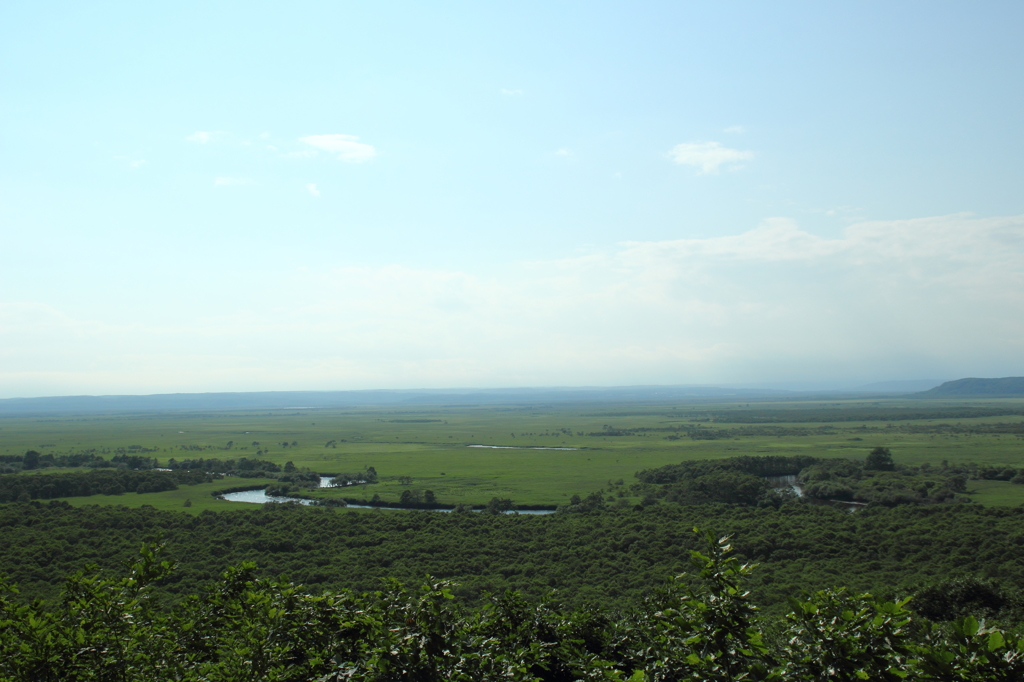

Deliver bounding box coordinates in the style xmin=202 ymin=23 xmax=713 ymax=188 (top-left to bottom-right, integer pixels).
xmin=2 ymin=1 xmax=1023 ymax=397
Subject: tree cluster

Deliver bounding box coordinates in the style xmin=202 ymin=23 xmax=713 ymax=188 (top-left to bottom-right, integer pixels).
xmin=166 ymin=457 xmax=282 ymax=475
xmin=633 ymin=454 xmax=978 ymax=509
xmin=0 ymin=468 xmax=210 ymax=502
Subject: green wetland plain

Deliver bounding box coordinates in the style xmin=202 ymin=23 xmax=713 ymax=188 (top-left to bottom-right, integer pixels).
xmin=3 ymin=392 xmax=1024 ymax=679
xmin=3 ymin=396 xmax=1024 ymax=511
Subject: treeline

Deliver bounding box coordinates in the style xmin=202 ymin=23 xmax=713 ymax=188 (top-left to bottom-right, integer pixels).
xmin=631 ymin=453 xmax=1000 ymax=508
xmin=2 ymin=536 xmax=1022 ymax=680
xmin=0 ymin=451 xmax=346 ymax=503
xmin=327 ymin=466 xmax=378 ymax=486
xmin=0 ymin=450 xmax=161 ymax=474
xmin=798 ymin=455 xmax=966 ymax=506
xmin=593 ymin=425 xmax=836 ymax=439
xmin=636 ymin=455 xmax=819 ymax=483
xmin=589 ymin=405 xmax=1024 ymax=423
xmin=166 ymin=456 xmax=282 ymax=474
xmin=265 ymin=466 xmax=377 ymax=497
xmin=633 ymin=455 xmax=822 ymax=507
xmin=3 ymin=500 xmax=1024 ymax=622
xmin=326 ymin=493 xmax=522 ymax=513
xmin=0 ymin=469 xmax=212 ymax=502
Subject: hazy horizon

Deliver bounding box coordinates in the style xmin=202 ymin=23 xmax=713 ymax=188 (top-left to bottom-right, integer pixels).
xmin=0 ymin=379 xmax=955 ymax=404
xmin=3 ymin=2 xmax=1022 ymax=399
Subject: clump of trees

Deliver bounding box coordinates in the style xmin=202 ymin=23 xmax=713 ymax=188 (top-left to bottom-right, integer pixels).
xmin=632 ymin=453 xmax=980 ymax=509
xmin=2 ymin=534 xmax=1022 ymax=680
xmin=0 ymin=468 xmax=210 ymax=502
xmin=798 ymin=451 xmax=966 ymax=506
xmin=0 ymin=450 xmax=144 ymax=474
xmin=166 ymin=457 xmax=282 ymax=476
xmin=329 ymin=466 xmax=377 ymax=486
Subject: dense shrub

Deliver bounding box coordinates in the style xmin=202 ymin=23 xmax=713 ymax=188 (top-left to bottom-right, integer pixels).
xmin=2 ymin=535 xmax=1023 ymax=681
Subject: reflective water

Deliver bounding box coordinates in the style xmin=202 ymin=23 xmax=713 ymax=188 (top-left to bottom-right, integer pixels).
xmin=221 ymin=488 xmax=315 ymax=505
xmin=221 ymin=477 xmax=555 ymax=514
xmin=468 ymin=445 xmax=577 ymax=451
xmin=765 ymin=474 xmax=803 ymax=496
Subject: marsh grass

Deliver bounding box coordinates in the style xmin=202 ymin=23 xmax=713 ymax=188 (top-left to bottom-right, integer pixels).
xmin=2 ymin=397 xmax=1020 ymax=508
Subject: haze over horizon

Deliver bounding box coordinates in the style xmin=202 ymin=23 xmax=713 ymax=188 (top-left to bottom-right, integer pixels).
xmin=2 ymin=1 xmax=1022 ymax=399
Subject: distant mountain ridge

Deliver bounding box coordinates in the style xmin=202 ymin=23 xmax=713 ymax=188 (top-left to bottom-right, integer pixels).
xmin=853 ymin=379 xmax=943 ymax=393
xmin=918 ymin=377 xmax=1024 ymax=397
xmin=0 ymin=385 xmax=791 ymax=415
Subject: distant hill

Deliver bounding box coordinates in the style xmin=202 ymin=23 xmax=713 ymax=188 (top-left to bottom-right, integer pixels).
xmin=853 ymin=379 xmax=943 ymax=393
xmin=0 ymin=385 xmax=792 ymax=416
xmin=918 ymin=377 xmax=1024 ymax=397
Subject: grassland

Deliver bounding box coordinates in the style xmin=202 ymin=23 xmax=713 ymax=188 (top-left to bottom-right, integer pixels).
xmin=51 ymin=479 xmax=280 ymax=513
xmin=2 ymin=396 xmax=1023 ymax=509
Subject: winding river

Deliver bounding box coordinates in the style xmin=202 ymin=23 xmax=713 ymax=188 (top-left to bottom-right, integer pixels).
xmin=221 ymin=477 xmax=555 ymax=514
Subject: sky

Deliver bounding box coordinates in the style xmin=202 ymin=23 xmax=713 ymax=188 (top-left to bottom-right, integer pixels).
xmin=1 ymin=1 xmax=1023 ymax=398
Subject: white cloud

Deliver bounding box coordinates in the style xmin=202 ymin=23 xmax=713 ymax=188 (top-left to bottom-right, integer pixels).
xmin=307 ymin=183 xmax=320 ymax=197
xmin=723 ymin=125 xmax=746 ymax=134
xmin=555 ymin=148 xmax=571 ymax=156
xmin=299 ymin=134 xmax=376 ymax=163
xmin=186 ymin=131 xmax=218 ymax=143
xmin=501 ymin=88 xmax=524 ymax=96
xmin=4 ymin=213 xmax=1020 ymax=394
xmin=668 ymin=141 xmax=753 ymax=174
xmin=213 ymin=177 xmax=254 ymax=186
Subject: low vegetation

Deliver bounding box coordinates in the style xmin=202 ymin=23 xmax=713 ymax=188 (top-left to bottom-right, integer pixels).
xmin=2 ymin=535 xmax=1023 ymax=681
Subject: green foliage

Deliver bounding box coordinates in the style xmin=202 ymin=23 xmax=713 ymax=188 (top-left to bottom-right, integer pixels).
xmin=168 ymin=456 xmax=281 ymax=474
xmin=637 ymin=456 xmax=820 ymax=484
xmin=3 ymin=533 xmax=1023 ymax=680
xmin=914 ymin=615 xmax=1024 ymax=680
xmin=5 ymin=500 xmax=1024 ymax=622
xmin=635 ymin=453 xmax=971 ymax=509
xmin=484 ymin=497 xmax=515 ymax=514
xmin=612 ymin=532 xmax=773 ymax=681
xmin=0 ymin=469 xmax=209 ymax=502
xmin=779 ymin=590 xmax=914 ymax=680
xmin=866 ymin=446 xmax=896 ymax=471
xmin=0 ymin=542 xmax=176 ymax=681
xmin=911 ymin=576 xmax=1015 ymax=623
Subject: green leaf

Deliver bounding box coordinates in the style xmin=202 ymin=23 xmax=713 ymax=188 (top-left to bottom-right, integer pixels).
xmin=961 ymin=615 xmax=980 ymax=637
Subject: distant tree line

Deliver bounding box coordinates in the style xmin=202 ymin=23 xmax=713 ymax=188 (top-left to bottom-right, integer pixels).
xmin=0 ymin=468 xmax=211 ymax=502
xmin=166 ymin=456 xmax=282 ymax=474
xmin=0 ymin=450 xmax=162 ymax=474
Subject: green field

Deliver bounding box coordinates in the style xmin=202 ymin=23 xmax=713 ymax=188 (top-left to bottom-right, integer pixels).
xmin=51 ymin=479 xmax=280 ymax=513
xmin=3 ymin=397 xmax=1024 ymax=509
xmin=965 ymin=478 xmax=1024 ymax=506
